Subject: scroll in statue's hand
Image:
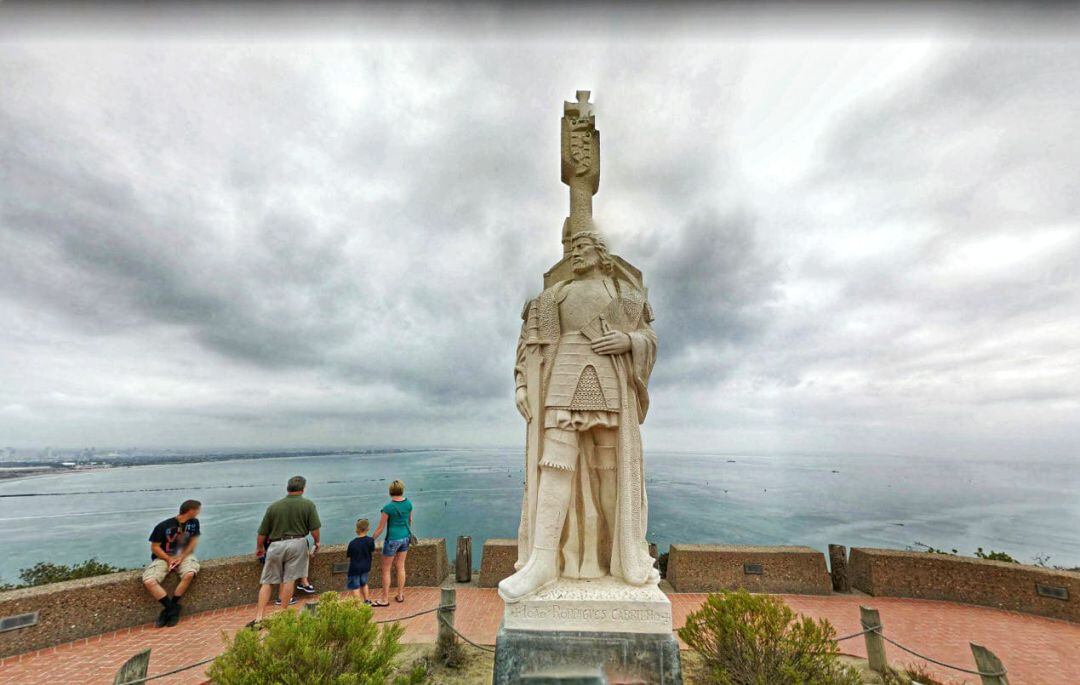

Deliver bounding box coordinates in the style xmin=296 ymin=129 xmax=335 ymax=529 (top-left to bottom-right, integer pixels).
xmin=591 ymin=331 xmax=631 ymax=355
xmin=515 ymin=386 xmax=531 ymax=421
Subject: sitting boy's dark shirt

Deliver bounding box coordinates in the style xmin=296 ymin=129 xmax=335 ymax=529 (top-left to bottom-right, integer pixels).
xmin=149 ymin=517 xmax=200 ymax=561
xmin=346 ymin=535 xmax=375 ymax=576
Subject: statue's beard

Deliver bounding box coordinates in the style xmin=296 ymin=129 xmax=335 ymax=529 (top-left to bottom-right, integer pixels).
xmin=572 ymin=257 xmax=599 ymax=275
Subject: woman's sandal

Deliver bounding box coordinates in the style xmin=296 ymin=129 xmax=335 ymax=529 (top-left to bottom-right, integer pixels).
xmin=371 ymin=600 xmax=389 ymax=607
xmin=395 ymin=594 xmax=405 ymax=603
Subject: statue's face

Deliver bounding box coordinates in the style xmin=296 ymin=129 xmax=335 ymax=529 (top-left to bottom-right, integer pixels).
xmin=571 ymin=236 xmax=600 ymax=274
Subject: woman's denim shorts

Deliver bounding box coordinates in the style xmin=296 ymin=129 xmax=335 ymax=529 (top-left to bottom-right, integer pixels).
xmin=382 ymin=537 xmax=410 ymax=556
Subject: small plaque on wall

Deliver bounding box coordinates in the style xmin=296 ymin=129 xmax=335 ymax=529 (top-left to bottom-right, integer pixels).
xmin=332 ymin=562 xmax=350 ymax=575
xmin=744 ymin=563 xmax=764 ymax=575
xmin=1035 ymin=583 xmax=1069 ymax=600
xmin=0 ymin=611 xmax=38 ymax=633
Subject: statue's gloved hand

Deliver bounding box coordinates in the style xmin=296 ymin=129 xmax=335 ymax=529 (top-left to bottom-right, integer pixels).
xmin=515 ymin=387 xmax=531 ymax=421
xmin=591 ymin=331 xmax=631 ymax=355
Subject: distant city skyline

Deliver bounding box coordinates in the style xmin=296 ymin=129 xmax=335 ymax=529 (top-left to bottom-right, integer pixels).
xmin=1 ymin=5 xmax=1079 ymax=461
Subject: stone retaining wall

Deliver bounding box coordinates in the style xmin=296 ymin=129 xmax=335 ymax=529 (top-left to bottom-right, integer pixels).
xmin=0 ymin=538 xmax=447 ymax=659
xmin=849 ymin=547 xmax=1080 ymax=623
xmin=666 ymin=544 xmax=832 ymax=594
xmin=478 ymin=538 xmax=518 ymax=588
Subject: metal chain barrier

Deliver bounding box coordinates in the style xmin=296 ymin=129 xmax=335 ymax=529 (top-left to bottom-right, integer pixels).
xmin=114 ymin=601 xmax=1009 ymax=683
xmin=876 ymin=630 xmax=1007 ymax=678
xmin=116 ymin=655 xmax=219 ymax=685
xmin=372 ymin=603 xmax=448 ymax=624
xmin=835 ymin=624 xmax=880 ymax=641
xmin=835 ymin=623 xmax=1007 ymax=679
xmin=116 ymin=602 xmax=464 ymax=685
xmin=437 ymin=611 xmax=497 ymax=653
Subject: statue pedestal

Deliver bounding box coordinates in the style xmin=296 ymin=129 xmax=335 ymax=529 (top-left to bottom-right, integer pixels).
xmin=493 ymin=578 xmax=683 ymax=684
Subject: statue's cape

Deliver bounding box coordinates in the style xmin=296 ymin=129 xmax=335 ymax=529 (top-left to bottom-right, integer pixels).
xmin=515 ymin=279 xmax=659 ymax=585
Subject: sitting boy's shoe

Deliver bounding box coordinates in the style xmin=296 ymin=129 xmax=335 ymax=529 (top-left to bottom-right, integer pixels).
xmin=165 ymin=603 xmax=182 ymax=627
xmin=274 ymin=597 xmax=298 ymax=606
xmin=296 ymin=582 xmax=316 ymax=594
xmin=155 ymin=607 xmax=170 ymax=628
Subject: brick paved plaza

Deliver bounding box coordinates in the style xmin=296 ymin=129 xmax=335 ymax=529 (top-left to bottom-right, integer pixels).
xmin=1 ymin=588 xmax=1077 ymax=684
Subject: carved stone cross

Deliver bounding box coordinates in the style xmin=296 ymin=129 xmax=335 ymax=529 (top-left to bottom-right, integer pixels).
xmin=565 ymin=90 xmax=594 ymax=121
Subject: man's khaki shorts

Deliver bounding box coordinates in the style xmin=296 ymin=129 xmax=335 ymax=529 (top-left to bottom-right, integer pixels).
xmin=260 ymin=537 xmax=310 ymax=585
xmin=142 ymin=556 xmax=200 ymax=583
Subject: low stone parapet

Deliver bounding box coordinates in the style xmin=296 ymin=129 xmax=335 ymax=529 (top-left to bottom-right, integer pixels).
xmin=0 ymin=538 xmax=447 ymax=659
xmin=849 ymin=547 xmax=1080 ymax=623
xmin=479 ymin=538 xmax=518 ymax=588
xmin=666 ymin=544 xmax=831 ymax=594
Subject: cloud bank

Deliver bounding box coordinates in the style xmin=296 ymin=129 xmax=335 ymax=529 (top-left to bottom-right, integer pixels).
xmin=1 ymin=8 xmax=1078 ymax=460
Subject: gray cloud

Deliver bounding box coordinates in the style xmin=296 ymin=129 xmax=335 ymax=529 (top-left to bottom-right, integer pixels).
xmin=0 ymin=26 xmax=1078 ymax=458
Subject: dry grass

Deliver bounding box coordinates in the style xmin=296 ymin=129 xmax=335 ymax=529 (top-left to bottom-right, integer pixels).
xmin=903 ymin=661 xmax=972 ymax=685
xmin=395 ymin=643 xmax=495 ymax=684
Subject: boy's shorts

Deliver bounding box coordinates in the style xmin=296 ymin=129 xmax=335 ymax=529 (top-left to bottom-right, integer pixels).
xmin=142 ymin=556 xmax=200 ymax=583
xmin=346 ymin=572 xmax=369 ymax=590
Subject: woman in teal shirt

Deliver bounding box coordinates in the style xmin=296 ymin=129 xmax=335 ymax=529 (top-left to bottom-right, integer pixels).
xmin=371 ymin=479 xmax=413 ymax=606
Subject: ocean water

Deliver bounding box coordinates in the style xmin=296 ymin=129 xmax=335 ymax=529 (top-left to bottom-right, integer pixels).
xmin=0 ymin=449 xmax=1077 ymax=584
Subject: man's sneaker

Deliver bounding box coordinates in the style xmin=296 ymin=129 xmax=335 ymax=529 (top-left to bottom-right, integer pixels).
xmin=296 ymin=582 xmax=316 ymax=594
xmin=165 ymin=603 xmax=182 ymax=627
xmin=274 ymin=597 xmax=298 ymax=606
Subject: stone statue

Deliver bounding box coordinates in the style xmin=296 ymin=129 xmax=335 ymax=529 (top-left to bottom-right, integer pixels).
xmin=499 ymin=92 xmax=660 ymax=603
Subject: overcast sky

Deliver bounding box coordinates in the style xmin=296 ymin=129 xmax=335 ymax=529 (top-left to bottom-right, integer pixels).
xmin=1 ymin=5 xmax=1078 ymax=459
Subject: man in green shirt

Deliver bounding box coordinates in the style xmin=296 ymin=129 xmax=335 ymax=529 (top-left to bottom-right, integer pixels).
xmin=252 ymin=475 xmax=321 ymax=624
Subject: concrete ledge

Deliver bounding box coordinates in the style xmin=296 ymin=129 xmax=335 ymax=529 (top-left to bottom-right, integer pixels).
xmin=666 ymin=544 xmax=831 ymax=594
xmin=0 ymin=538 xmax=447 ymax=658
xmin=849 ymin=547 xmax=1080 ymax=623
xmin=479 ymin=538 xmax=518 ymax=588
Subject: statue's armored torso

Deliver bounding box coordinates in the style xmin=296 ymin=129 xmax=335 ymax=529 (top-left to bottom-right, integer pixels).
xmin=546 ymin=278 xmax=621 ymax=413
xmin=558 ymin=277 xmax=615 ymax=330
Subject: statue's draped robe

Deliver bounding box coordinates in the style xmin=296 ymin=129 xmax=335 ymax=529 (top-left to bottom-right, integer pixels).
xmin=515 ymin=279 xmax=660 ymax=586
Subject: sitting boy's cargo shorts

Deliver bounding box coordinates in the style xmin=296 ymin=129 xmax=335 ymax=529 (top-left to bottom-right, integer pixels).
xmin=142 ymin=556 xmax=200 ymax=583
xmin=260 ymin=537 xmax=310 ymax=584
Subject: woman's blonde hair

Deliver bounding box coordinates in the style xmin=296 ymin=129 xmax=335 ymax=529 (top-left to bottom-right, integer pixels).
xmin=389 ymin=479 xmax=405 ymax=496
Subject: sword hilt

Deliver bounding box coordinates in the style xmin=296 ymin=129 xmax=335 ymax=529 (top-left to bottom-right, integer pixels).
xmin=526 ymin=299 xmax=541 ymax=345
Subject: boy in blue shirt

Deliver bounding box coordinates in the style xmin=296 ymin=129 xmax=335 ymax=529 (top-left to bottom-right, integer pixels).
xmin=346 ymin=518 xmax=376 ymax=603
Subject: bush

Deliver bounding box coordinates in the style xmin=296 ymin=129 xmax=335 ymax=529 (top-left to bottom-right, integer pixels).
xmin=207 ymin=592 xmax=425 ymax=685
xmin=678 ymin=589 xmax=861 ymax=685
xmin=0 ymin=558 xmax=126 ymax=590
xmin=974 ymin=548 xmax=1016 ymax=563
xmin=911 ymin=542 xmax=957 ymax=556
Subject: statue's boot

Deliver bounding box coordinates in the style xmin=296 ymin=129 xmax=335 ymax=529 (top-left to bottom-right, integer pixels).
xmin=499 ymin=465 xmax=573 ymax=603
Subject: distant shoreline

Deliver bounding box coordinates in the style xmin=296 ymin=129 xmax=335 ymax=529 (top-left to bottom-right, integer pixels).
xmin=0 ymin=447 xmax=490 ymax=486
xmin=0 ymin=447 xmax=473 ymax=486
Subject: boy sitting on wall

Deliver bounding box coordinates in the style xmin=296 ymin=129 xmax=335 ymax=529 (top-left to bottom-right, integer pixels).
xmin=142 ymin=499 xmax=201 ymax=628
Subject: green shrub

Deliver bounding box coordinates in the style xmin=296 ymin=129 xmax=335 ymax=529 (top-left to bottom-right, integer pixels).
xmin=911 ymin=542 xmax=958 ymax=556
xmin=678 ymin=589 xmax=861 ymax=685
xmin=974 ymin=548 xmax=1016 ymax=563
xmin=0 ymin=558 xmax=126 ymax=590
xmin=207 ymin=592 xmax=425 ymax=685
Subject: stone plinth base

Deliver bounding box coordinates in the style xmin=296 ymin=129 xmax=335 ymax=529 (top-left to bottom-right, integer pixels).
xmin=494 ymin=578 xmax=681 ymax=684
xmin=503 ymin=577 xmax=672 ymax=634
xmin=493 ymin=625 xmax=682 ymax=685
